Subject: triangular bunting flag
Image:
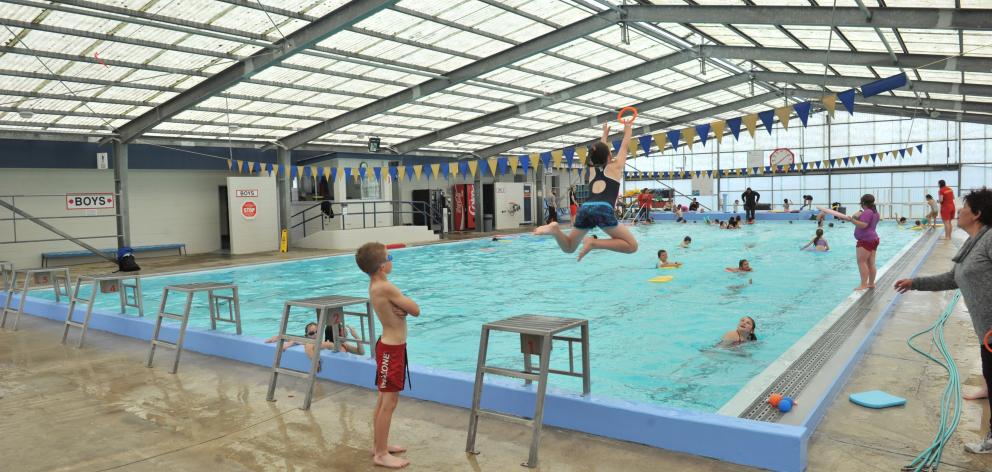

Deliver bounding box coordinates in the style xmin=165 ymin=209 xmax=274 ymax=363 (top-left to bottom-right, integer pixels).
xmin=639 ymin=135 xmax=653 ymax=156
xmin=543 ymin=152 xmax=554 ymax=169
xmin=838 ymin=89 xmax=856 ymax=115
xmin=757 ymin=110 xmax=775 ymax=134
xmin=264 ymin=162 xmax=273 ymax=175
xmin=521 ymin=155 xmax=531 ymax=175
xmin=496 ymin=157 xmax=507 ymax=176
xmin=557 ymin=149 xmax=568 ymax=168
xmin=774 ymin=106 xmax=791 ymax=130
xmin=489 ymin=158 xmax=499 ymax=176
xmin=412 ymin=164 xmax=423 ymax=180
xmin=907 ymin=147 xmax=913 ymax=156
xmin=573 ymin=147 xmax=585 ymax=167
xmin=916 ymin=144 xmax=923 ymax=152
xmin=389 ymin=166 xmax=399 ymax=182
xmin=344 ymin=167 xmax=353 ymax=182
xmin=695 ymin=123 xmax=711 ymax=147
xmin=358 ymin=165 xmax=367 ymax=182
xmin=890 ymin=150 xmax=898 ymax=158
xmin=712 ymin=120 xmax=726 ymax=144
xmin=403 ymin=164 xmax=413 ymax=180
xmin=793 ymin=101 xmax=812 ymax=128
xmin=612 ymin=139 xmax=621 ymax=155
xmin=374 ymin=166 xmax=382 ymax=182
xmin=226 ymin=159 xmax=233 ymax=170
xmin=428 ymin=163 xmax=439 ymax=180
xmin=843 ymin=157 xmax=850 ymax=166
xmin=653 ymin=133 xmax=667 ymax=153
xmin=290 ymin=165 xmax=298 ymax=179
xmin=856 ymin=155 xmax=863 ymax=164
xmin=753 ymin=166 xmax=760 ymax=175
xmin=681 ymin=127 xmax=698 ymax=150
xmin=329 ymin=167 xmax=337 ymax=183
xmin=666 ymin=130 xmax=681 ymax=151
xmin=694 ymin=170 xmax=701 ymax=178
xmin=899 ymin=148 xmax=906 ymax=158
xmin=313 ymin=166 xmax=321 ymax=177
xmin=627 ymin=138 xmax=638 ymax=158
xmin=743 ymin=114 xmax=758 ymax=138
xmin=508 ymin=156 xmax=518 ymax=175
xmin=870 ymin=154 xmax=877 ymax=162
xmin=726 ymin=117 xmax=743 ymax=141
xmin=235 ymin=160 xmax=243 ymax=173
xmin=802 ymin=162 xmax=808 ymax=171
xmin=468 ymin=160 xmax=478 ymax=178
xmin=815 ymin=161 xmax=821 ymax=169
xmin=252 ymin=161 xmax=261 ymax=173
xmin=822 ymin=95 xmax=837 ymax=118
xmin=765 ymin=166 xmax=771 ymax=174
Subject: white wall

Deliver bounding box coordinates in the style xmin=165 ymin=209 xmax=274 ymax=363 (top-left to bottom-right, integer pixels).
xmin=494 ymin=182 xmax=527 ymax=230
xmin=227 ymin=176 xmax=278 ymax=255
xmin=0 ymin=168 xmax=229 ymax=268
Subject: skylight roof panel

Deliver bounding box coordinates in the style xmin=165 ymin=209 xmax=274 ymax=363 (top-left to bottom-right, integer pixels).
xmin=0 ymin=2 xmax=46 ymax=20
xmin=730 ymin=25 xmax=801 ymax=49
xmin=450 ymin=83 xmax=522 ymax=103
xmin=752 ymin=60 xmax=796 ymax=73
xmin=210 ymin=9 xmax=304 ymax=37
xmin=691 ymin=25 xmax=756 ymax=47
xmin=80 ymin=102 xmax=140 ymax=116
xmin=917 ymin=70 xmax=965 ymax=82
xmin=784 ymin=26 xmax=837 ymax=50
xmin=963 ymin=72 xmax=992 ymax=85
xmin=699 ymin=90 xmax=748 ymax=105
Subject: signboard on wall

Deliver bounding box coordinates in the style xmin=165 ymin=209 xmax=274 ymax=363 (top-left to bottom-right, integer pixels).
xmin=241 ymin=201 xmax=257 ymax=220
xmin=66 ymin=193 xmax=114 ymax=210
xmin=747 ymin=150 xmax=764 ymax=169
xmin=235 ymin=189 xmax=259 ymax=198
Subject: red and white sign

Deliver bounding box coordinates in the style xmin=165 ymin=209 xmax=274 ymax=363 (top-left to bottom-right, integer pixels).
xmin=241 ymin=201 xmax=257 ymax=220
xmin=66 ymin=193 xmax=114 ymax=210
xmin=235 ymin=189 xmax=259 ymax=198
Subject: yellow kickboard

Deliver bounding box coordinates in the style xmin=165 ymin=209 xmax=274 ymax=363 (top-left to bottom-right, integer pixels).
xmin=649 ymin=276 xmax=674 ymax=283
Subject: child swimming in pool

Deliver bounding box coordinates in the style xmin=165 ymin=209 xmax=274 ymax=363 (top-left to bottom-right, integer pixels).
xmin=720 ymin=316 xmax=757 ymax=346
xmin=657 ymin=249 xmax=682 ymax=268
xmin=679 ymin=235 xmax=692 ymax=248
xmin=356 ymin=242 xmax=420 ymax=469
xmin=726 ymin=259 xmax=752 ymax=272
xmin=534 ymin=121 xmax=638 ymax=261
xmin=800 ymin=228 xmax=830 ymax=251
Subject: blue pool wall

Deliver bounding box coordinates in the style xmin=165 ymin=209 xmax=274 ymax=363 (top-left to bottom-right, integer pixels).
xmin=0 ymin=230 xmax=939 ymax=472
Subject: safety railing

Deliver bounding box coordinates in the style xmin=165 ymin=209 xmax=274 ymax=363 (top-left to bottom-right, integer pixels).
xmin=0 ymin=194 xmax=119 ymax=245
xmin=623 ymin=163 xmax=714 ymax=212
xmin=290 ymin=200 xmax=442 ymax=238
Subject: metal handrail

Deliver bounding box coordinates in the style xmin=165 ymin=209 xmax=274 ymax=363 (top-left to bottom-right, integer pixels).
xmin=290 ymin=200 xmax=442 ymax=238
xmin=623 ymin=162 xmax=714 ymax=212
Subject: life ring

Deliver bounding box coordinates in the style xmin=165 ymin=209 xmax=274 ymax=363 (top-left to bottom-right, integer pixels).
xmin=617 ymin=106 xmax=638 ymax=123
xmin=984 ymin=330 xmax=992 ymax=353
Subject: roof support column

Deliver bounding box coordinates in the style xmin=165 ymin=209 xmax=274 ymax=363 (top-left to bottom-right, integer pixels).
xmin=277 ymin=148 xmax=292 ymax=246
xmin=113 ymin=140 xmax=131 ymax=249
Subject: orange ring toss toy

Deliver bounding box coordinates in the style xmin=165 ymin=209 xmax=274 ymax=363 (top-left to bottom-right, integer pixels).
xmin=984 ymin=329 xmax=992 ymax=353
xmin=617 ymin=106 xmax=637 ymax=123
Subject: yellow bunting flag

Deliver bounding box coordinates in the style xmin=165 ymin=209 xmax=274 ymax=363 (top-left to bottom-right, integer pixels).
xmin=489 ymin=158 xmax=499 ymax=176
xmin=712 ymin=120 xmax=726 ymax=144
xmin=891 ymin=150 xmax=898 ymax=159
xmin=576 ymin=147 xmax=587 ymax=166
xmin=907 ymin=147 xmax=913 ymax=156
xmin=508 ymin=156 xmax=519 ymax=175
xmin=355 ymin=167 xmax=363 ymax=182
xmin=775 ymin=106 xmax=792 ymax=130
xmin=430 ymin=163 xmax=441 ymax=180
xmin=822 ymin=95 xmax=837 ymax=118
xmin=273 ymin=165 xmax=280 ymax=177
xmin=681 ymin=127 xmax=697 ymax=150
xmin=468 ymin=160 xmax=478 ymax=177
xmin=627 ymin=138 xmax=638 ymax=158
xmin=653 ymin=133 xmax=668 ymax=153
xmin=413 ymin=165 xmax=423 ymax=180
xmin=529 ymin=153 xmax=540 ymax=169
xmin=449 ymin=163 xmax=458 ymax=180
xmin=396 ymin=167 xmax=404 ymax=181
xmin=743 ymin=114 xmax=758 ymax=138
xmin=296 ymin=166 xmax=303 ymax=178
xmin=226 ymin=159 xmax=233 ymax=170
xmin=551 ymin=150 xmax=563 ymax=168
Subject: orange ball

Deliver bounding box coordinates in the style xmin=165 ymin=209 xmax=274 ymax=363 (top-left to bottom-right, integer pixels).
xmin=768 ymin=393 xmax=783 ymax=407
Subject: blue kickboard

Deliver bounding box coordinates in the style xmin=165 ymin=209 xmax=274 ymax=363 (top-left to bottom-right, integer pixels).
xmin=849 ymin=390 xmax=906 ymax=409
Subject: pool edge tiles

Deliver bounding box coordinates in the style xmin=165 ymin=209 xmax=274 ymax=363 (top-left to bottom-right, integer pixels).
xmin=6 ymin=291 xmax=806 ymax=471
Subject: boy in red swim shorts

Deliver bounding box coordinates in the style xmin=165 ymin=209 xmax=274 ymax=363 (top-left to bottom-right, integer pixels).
xmin=356 ymin=242 xmax=421 ymax=469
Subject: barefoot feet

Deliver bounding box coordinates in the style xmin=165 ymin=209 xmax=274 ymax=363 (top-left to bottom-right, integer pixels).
xmin=577 ymin=237 xmax=595 ymax=262
xmin=964 ymin=387 xmax=989 ymax=401
xmin=854 ymin=285 xmax=869 ymax=291
xmin=373 ymin=452 xmax=409 ymax=469
xmin=533 ymin=221 xmax=559 ymax=236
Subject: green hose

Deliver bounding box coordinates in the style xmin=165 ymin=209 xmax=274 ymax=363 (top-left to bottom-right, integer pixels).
xmin=902 ymin=290 xmax=962 ymax=472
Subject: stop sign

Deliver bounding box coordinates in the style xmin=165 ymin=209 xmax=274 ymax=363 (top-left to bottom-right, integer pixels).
xmin=241 ymin=201 xmax=257 ymax=220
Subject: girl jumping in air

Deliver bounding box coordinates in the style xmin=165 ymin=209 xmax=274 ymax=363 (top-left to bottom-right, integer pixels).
xmin=534 ymin=120 xmax=638 ymax=261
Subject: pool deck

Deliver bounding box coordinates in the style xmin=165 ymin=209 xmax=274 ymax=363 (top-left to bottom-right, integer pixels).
xmin=2 ymin=231 xmax=991 ymax=471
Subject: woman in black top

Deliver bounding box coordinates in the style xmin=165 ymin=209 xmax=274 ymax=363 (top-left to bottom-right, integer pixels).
xmin=534 ymin=120 xmax=639 ymax=261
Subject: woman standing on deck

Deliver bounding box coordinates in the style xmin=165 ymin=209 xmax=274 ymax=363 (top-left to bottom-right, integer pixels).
xmin=895 ymin=187 xmax=992 ymax=454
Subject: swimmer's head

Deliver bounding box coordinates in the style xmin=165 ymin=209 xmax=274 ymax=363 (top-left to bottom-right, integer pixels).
xmin=860 ymin=194 xmax=876 ymax=211
xmin=915 ymin=220 xmax=922 ymax=225
xmin=305 ymin=322 xmax=318 ymax=338
xmin=356 ymin=242 xmax=390 ymax=276
xmin=788 ymin=221 xmax=793 ymax=224
xmin=899 ymin=217 xmax=907 ymax=223
xmin=739 ymin=259 xmax=750 ymax=270
xmin=926 ymin=194 xmax=934 ymax=201
xmin=683 ymin=236 xmax=692 ymax=243
xmin=829 ymin=222 xmax=835 ymax=227
xmin=815 ymin=228 xmax=824 ymax=238
xmin=588 ymin=142 xmax=610 ymax=166
xmin=739 ymin=316 xmax=757 ymax=341
xmin=658 ymin=249 xmax=667 ymax=260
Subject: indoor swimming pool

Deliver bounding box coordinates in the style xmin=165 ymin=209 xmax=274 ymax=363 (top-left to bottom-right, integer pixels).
xmin=45 ymin=220 xmax=920 ymax=411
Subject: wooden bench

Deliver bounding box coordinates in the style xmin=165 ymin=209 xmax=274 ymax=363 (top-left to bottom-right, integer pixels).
xmin=42 ymin=244 xmax=186 ymax=267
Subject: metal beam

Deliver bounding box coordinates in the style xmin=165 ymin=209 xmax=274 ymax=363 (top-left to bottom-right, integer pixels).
xmin=275 ymin=9 xmax=619 ymax=150
xmin=753 ymin=71 xmax=992 ymax=98
xmin=474 ymin=79 xmax=769 ymax=158
xmin=702 ymin=46 xmax=991 ymax=72
xmin=788 ymin=88 xmax=992 ymax=115
xmin=856 ymin=104 xmax=992 ymax=125
xmin=393 ymin=50 xmax=697 ymax=154
xmin=626 ymin=6 xmax=992 ymax=30
xmin=114 ymin=0 xmax=399 ymax=143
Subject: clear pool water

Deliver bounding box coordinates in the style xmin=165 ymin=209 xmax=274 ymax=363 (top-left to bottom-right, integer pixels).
xmin=48 ymin=221 xmax=918 ymax=411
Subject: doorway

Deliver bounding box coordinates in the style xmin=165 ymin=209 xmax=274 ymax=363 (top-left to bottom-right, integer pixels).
xmin=218 ymin=186 xmax=230 ymax=250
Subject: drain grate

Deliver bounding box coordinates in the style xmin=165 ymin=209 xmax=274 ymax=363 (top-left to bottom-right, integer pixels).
xmin=740 ymin=232 xmax=937 ymax=422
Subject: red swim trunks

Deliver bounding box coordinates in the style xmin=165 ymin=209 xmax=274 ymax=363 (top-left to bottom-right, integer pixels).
xmin=856 ymin=238 xmax=880 ymax=252
xmin=940 ymin=205 xmax=955 ymax=223
xmin=375 ymin=338 xmax=409 ymax=392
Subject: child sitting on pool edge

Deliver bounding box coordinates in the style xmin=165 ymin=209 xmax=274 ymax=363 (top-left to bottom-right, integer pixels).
xmin=533 ymin=120 xmax=638 ymax=261
xmin=356 ymin=242 xmax=420 ymax=469
xmin=657 ymin=249 xmax=682 ymax=268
